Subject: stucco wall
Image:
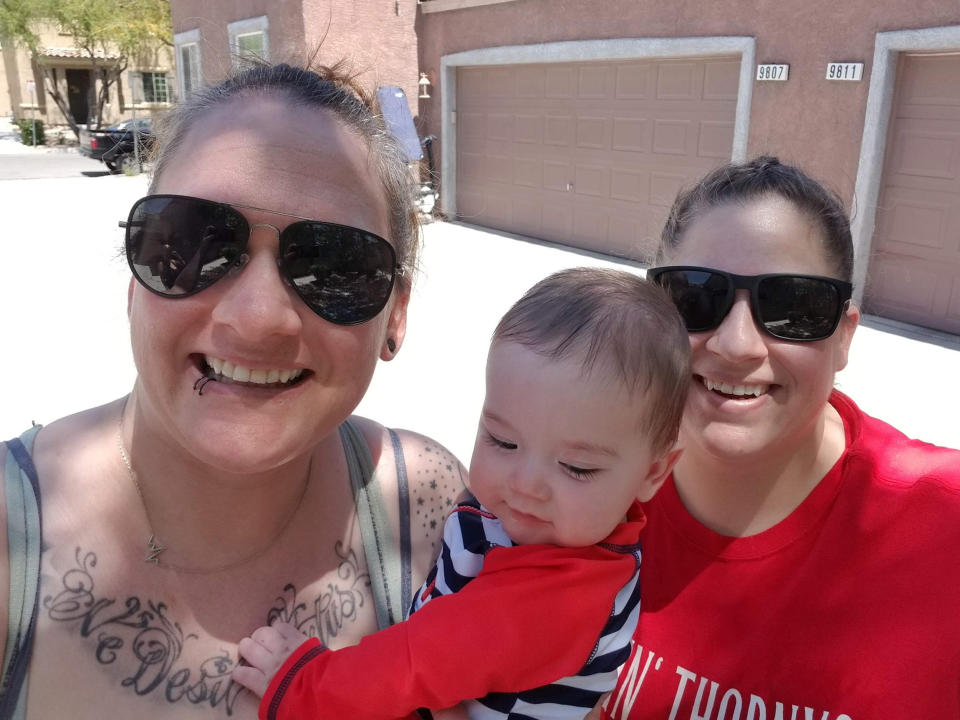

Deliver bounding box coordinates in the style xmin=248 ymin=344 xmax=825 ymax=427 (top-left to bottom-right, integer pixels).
xmin=172 ymin=1 xmax=420 ymax=111
xmin=301 ymin=0 xmax=421 ymax=112
xmin=416 ymin=0 xmax=960 ymax=205
xmin=172 ymin=0 xmax=307 ymax=84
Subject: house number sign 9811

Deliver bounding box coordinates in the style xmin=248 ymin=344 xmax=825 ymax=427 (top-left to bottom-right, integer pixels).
xmin=756 ymin=64 xmax=789 ymax=81
xmin=826 ymin=62 xmax=864 ymax=81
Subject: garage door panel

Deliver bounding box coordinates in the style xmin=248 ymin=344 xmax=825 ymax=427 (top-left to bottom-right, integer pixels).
xmin=487 ymin=113 xmax=513 ymax=141
xmin=703 ymin=60 xmax=740 ymax=100
xmin=514 ymin=114 xmax=542 ymax=143
xmin=867 ymin=53 xmax=960 ymax=333
xmin=486 ymin=153 xmax=512 ymax=184
xmin=456 ymin=57 xmax=736 ymax=259
xmin=699 ymin=120 xmax=735 ymax=158
xmin=573 ymin=165 xmax=609 ymax=197
xmin=610 ymin=169 xmax=647 ymax=203
xmin=615 ymin=64 xmax=655 ymax=99
xmin=649 ymin=171 xmax=688 ymax=208
xmin=511 ymin=196 xmax=542 ymax=236
xmin=652 ymin=119 xmax=693 ymax=155
xmin=612 ymin=117 xmax=650 ymax=152
xmin=578 ymin=65 xmax=612 ymax=98
xmin=656 ymin=62 xmax=700 ymax=100
xmin=542 ymin=202 xmax=572 ymax=238
xmin=543 ymin=160 xmax=571 ymax=192
xmin=900 ymin=55 xmax=960 ymax=107
xmin=545 ymin=66 xmax=577 ymax=97
xmin=516 ymin=67 xmax=545 ymax=98
xmin=486 ymin=68 xmax=515 ymax=98
xmin=876 ymin=194 xmax=947 ymax=252
xmin=458 ymin=151 xmax=486 ymax=183
xmin=576 ymin=116 xmax=610 ymax=149
xmin=888 ymin=125 xmax=960 ymax=181
xmin=572 ymin=206 xmax=611 ymax=250
xmin=868 ymin=256 xmax=940 ymax=314
xmin=513 ymin=157 xmax=542 ymax=188
xmin=544 ymin=115 xmax=574 ymax=146
xmin=460 ymin=111 xmax=485 ymax=141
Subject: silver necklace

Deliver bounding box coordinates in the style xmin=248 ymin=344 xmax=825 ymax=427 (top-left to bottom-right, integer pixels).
xmin=116 ymin=424 xmax=310 ymax=574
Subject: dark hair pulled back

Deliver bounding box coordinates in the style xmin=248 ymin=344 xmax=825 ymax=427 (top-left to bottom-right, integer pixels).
xmin=657 ymin=156 xmax=854 ymax=283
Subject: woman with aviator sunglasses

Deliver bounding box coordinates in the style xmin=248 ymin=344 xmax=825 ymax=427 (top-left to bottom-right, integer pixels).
xmin=603 ymin=157 xmax=960 ymax=720
xmin=0 ymin=62 xmax=465 ymax=720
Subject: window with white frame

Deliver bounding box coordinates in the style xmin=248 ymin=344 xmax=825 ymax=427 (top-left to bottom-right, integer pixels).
xmin=141 ymin=72 xmax=169 ymax=103
xmin=228 ymin=16 xmax=269 ymax=69
xmin=174 ymin=28 xmax=202 ymax=99
xmin=127 ymin=71 xmax=170 ymax=105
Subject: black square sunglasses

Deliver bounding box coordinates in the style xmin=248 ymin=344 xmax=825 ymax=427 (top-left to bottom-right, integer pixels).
xmin=648 ymin=266 xmax=853 ymax=342
xmin=121 ymin=194 xmax=402 ymax=326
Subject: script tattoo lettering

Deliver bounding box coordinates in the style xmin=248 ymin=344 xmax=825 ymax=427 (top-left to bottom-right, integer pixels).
xmin=44 ymin=548 xmax=245 ymax=714
xmin=44 ymin=544 xmax=374 ymax=715
xmin=267 ymin=540 xmax=370 ymax=646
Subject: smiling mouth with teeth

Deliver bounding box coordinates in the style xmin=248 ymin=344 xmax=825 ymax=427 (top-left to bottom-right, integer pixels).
xmin=700 ymin=376 xmax=769 ymax=399
xmin=199 ymin=354 xmax=308 ymax=387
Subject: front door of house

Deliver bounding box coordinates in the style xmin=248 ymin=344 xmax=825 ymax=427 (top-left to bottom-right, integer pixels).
xmin=66 ymin=68 xmax=91 ymax=124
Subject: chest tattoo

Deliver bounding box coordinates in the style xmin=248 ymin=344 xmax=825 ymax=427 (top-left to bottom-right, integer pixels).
xmin=43 ymin=544 xmax=371 ymax=715
xmin=266 ymin=541 xmax=371 ymax=646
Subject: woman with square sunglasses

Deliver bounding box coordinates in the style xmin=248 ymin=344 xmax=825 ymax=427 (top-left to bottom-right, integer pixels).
xmin=0 ymin=62 xmax=465 ymax=719
xmin=603 ymin=157 xmax=960 ymax=720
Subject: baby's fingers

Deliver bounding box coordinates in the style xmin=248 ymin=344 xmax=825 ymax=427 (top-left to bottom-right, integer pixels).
xmin=237 ymin=637 xmax=282 ymax=675
xmin=272 ymin=621 xmax=310 ymax=647
xmin=232 ymin=663 xmax=269 ymax=698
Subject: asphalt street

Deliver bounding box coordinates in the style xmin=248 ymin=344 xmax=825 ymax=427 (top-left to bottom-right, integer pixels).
xmin=1 ymin=140 xmax=958 ymax=459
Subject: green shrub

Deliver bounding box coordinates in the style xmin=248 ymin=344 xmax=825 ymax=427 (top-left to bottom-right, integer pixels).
xmin=17 ymin=118 xmax=45 ymax=146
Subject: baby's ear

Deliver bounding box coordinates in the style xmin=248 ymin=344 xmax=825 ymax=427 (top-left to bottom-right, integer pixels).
xmin=635 ymin=447 xmax=682 ymax=502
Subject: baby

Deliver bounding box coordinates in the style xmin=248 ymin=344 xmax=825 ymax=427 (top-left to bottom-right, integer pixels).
xmin=232 ymin=267 xmax=691 ymax=720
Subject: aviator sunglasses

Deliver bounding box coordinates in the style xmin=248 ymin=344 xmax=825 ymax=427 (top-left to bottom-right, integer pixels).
xmin=648 ymin=266 xmax=853 ymax=341
xmin=121 ymin=194 xmax=402 ymax=325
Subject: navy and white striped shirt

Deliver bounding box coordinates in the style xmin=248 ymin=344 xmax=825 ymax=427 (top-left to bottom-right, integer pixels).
xmin=410 ymin=495 xmax=643 ymax=720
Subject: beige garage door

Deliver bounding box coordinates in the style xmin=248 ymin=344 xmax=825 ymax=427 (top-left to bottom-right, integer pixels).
xmin=455 ymin=57 xmax=738 ymax=262
xmin=865 ymin=53 xmax=960 ymax=334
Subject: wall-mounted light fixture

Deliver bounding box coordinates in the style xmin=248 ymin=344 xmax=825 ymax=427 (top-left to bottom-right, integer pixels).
xmin=418 ymin=72 xmax=432 ymax=99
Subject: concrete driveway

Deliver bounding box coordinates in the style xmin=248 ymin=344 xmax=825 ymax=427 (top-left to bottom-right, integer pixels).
xmin=1 ymin=169 xmax=957 ymax=460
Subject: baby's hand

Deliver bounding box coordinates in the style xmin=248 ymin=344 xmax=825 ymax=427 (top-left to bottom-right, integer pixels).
xmin=232 ymin=622 xmax=311 ymax=697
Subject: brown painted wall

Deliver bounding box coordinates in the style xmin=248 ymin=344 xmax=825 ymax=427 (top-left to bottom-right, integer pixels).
xmin=172 ymin=0 xmax=421 ymax=113
xmin=301 ymin=0 xmax=421 ymax=109
xmin=172 ymin=0 xmax=307 ymax=83
xmin=416 ymin=0 xmax=960 ymax=204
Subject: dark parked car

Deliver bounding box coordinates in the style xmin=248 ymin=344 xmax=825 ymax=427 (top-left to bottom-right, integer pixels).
xmin=79 ymin=118 xmax=154 ymax=174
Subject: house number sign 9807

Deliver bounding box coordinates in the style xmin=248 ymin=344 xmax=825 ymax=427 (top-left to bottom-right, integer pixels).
xmin=756 ymin=64 xmax=789 ymax=81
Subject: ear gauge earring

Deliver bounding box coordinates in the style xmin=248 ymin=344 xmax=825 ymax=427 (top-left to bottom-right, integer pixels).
xmin=386 ymin=338 xmax=397 ymax=354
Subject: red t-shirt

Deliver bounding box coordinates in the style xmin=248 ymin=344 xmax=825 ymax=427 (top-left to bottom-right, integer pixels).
xmin=604 ymin=391 xmax=960 ymax=720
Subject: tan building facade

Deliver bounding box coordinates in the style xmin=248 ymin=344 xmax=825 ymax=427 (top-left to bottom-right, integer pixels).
xmin=167 ymin=0 xmax=960 ymax=335
xmin=1 ymin=23 xmax=174 ymax=128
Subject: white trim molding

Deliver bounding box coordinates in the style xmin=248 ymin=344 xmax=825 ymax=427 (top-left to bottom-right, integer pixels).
xmin=420 ymin=0 xmax=522 ymax=13
xmin=228 ymin=15 xmax=270 ymax=67
xmin=439 ymin=36 xmax=755 ymax=218
xmin=173 ymin=28 xmax=202 ymax=99
xmin=850 ymin=24 xmax=960 ymax=304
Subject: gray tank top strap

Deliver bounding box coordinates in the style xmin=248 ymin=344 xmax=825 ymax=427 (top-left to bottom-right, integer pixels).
xmin=338 ymin=420 xmax=412 ymax=629
xmin=1 ymin=425 xmax=44 ymax=720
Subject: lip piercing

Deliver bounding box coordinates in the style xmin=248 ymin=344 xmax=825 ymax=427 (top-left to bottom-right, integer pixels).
xmin=193 ymin=375 xmax=217 ymax=395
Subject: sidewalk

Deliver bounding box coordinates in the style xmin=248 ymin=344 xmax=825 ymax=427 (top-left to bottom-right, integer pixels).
xmin=1 ymin=173 xmax=957 ymax=457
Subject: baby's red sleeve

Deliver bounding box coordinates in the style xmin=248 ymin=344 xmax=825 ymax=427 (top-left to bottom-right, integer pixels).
xmin=258 ymin=543 xmax=637 ymax=720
